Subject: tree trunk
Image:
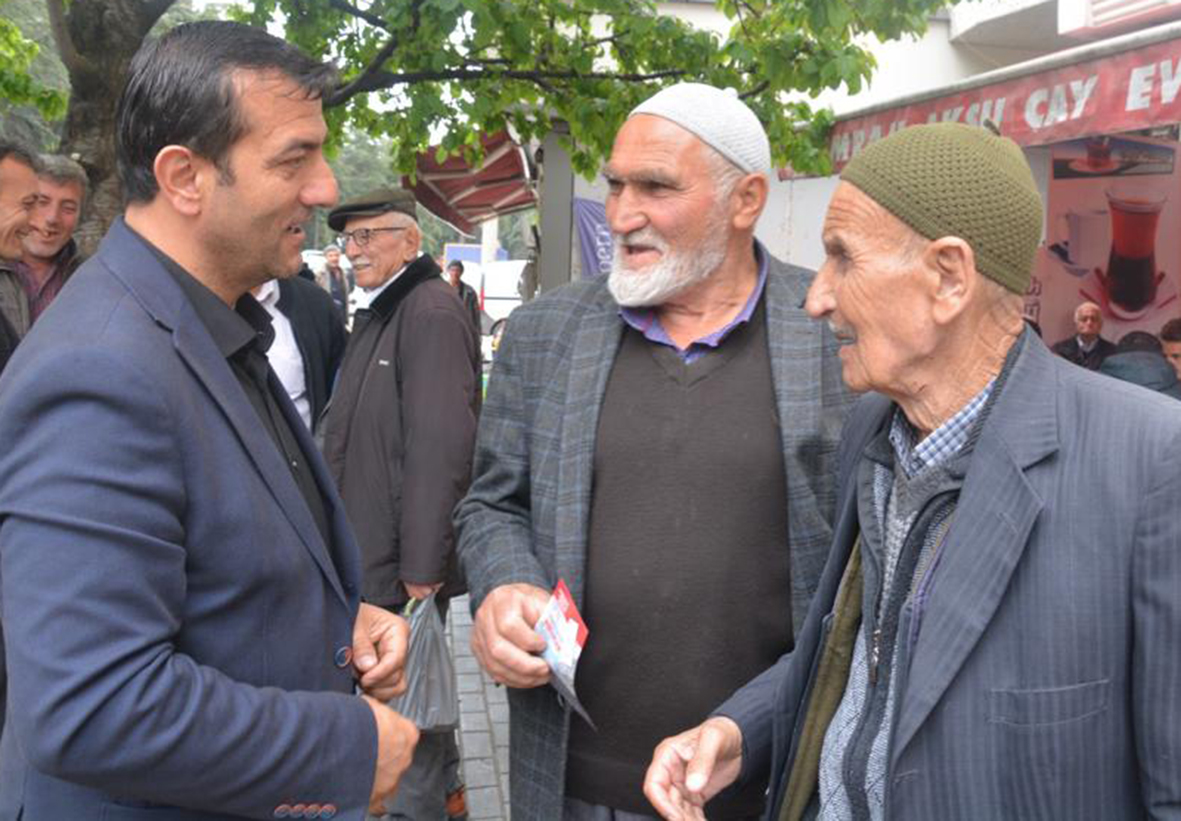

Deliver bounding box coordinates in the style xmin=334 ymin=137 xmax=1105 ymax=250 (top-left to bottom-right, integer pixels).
xmin=51 ymin=0 xmax=174 ymax=256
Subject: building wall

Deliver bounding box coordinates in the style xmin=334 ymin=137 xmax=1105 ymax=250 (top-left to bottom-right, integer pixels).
xmin=811 ymin=18 xmax=1046 ymax=117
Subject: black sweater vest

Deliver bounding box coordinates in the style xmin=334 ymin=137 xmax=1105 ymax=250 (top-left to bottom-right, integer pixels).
xmin=565 ymin=299 xmax=791 ymax=818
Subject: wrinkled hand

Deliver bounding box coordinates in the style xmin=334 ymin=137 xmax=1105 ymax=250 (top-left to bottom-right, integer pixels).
xmin=644 ymin=717 xmax=744 ymax=821
xmin=364 ymin=696 xmax=420 ymax=814
xmin=471 ymin=583 xmax=551 ymax=688
xmin=404 ymin=581 xmax=443 ymax=601
xmin=352 ymin=603 xmax=410 ymax=701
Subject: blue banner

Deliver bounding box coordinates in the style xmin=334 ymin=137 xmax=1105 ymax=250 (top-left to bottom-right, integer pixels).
xmin=574 ymin=198 xmax=612 ymax=279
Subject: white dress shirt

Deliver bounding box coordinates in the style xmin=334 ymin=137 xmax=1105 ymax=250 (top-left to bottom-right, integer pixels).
xmin=254 ymin=279 xmax=311 ymax=430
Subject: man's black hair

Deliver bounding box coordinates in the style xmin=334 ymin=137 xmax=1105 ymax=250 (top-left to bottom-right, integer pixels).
xmin=1117 ymin=330 xmax=1162 ymax=353
xmin=447 ymin=260 xmax=464 ymax=274
xmin=1160 ymin=318 xmax=1181 ymax=344
xmin=115 ymin=20 xmax=337 ymax=204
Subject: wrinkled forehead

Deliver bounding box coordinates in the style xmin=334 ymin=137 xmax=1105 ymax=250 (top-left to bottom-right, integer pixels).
xmin=823 ymin=181 xmax=917 ymax=246
xmin=606 ymin=115 xmax=707 ymax=176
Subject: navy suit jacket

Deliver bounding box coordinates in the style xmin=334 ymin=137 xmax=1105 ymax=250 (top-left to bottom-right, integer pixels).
xmin=0 ymin=219 xmax=377 ymax=820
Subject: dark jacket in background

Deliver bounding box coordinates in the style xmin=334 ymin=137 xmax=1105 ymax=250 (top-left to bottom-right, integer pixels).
xmin=1099 ymin=350 xmax=1181 ymax=399
xmin=1050 ymin=334 xmax=1116 ymax=369
xmin=326 ymin=266 xmax=353 ymax=324
xmin=276 ymin=276 xmax=347 ymax=431
xmin=320 ymin=254 xmax=479 ymax=609
xmin=0 ymin=311 xmax=17 ymax=378
xmin=455 ymin=279 xmax=482 ymax=335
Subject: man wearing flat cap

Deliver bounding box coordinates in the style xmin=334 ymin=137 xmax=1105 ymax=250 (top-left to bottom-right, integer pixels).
xmin=646 ymin=123 xmax=1181 ymax=821
xmin=320 ymin=188 xmax=480 ymax=820
xmin=455 ymin=82 xmax=852 ymax=820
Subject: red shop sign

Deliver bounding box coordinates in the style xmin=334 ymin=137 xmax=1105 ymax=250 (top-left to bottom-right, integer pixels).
xmin=830 ymin=35 xmax=1181 ymax=170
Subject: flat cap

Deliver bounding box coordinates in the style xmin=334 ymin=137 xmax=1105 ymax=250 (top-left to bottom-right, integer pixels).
xmin=327 ymin=187 xmax=417 ymax=231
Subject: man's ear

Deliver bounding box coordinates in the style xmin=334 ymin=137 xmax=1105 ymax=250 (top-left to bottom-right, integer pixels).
xmin=927 ymin=237 xmax=977 ymax=326
xmin=404 ymin=223 xmax=423 ymax=264
xmin=152 ymin=145 xmax=207 ymax=217
xmin=730 ymin=173 xmax=768 ymax=231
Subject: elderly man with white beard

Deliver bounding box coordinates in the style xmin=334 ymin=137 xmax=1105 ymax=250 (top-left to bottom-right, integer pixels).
xmin=455 ymin=82 xmax=852 ymax=821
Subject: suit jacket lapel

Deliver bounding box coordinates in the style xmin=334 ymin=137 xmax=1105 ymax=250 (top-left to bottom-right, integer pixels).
xmin=100 ymin=220 xmax=348 ymax=608
xmin=171 ymin=304 xmax=349 ymax=608
xmin=554 ymin=289 xmax=623 ymax=607
xmin=892 ymin=336 xmax=1060 ymax=758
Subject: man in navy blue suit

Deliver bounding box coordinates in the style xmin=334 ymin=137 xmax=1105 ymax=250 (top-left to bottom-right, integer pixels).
xmin=0 ymin=22 xmax=420 ymax=820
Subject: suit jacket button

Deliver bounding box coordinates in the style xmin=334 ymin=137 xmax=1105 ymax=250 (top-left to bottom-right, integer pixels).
xmin=291 ymin=804 xmax=306 ymax=816
xmin=319 ymin=806 xmax=337 ymax=819
xmin=273 ymin=805 xmax=292 ymax=818
xmin=334 ymin=646 xmax=352 ymax=668
xmin=304 ymin=804 xmax=321 ymax=818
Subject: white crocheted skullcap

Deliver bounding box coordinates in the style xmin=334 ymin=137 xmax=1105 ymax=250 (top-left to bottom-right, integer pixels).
xmin=630 ymin=82 xmax=771 ymax=175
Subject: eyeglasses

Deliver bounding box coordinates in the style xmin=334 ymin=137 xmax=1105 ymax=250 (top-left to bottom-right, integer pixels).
xmin=338 ymin=226 xmax=406 ymax=247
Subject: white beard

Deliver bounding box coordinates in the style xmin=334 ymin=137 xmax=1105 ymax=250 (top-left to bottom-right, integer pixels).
xmin=607 ymin=227 xmax=727 ymax=308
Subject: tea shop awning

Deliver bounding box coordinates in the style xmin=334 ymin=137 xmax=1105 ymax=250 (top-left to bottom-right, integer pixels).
xmin=830 ymin=19 xmax=1181 ymax=171
xmin=403 ymin=131 xmax=536 ymax=236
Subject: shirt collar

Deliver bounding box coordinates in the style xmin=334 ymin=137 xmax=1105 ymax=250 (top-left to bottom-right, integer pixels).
xmin=618 ymin=239 xmax=769 ymax=356
xmin=353 ymin=263 xmax=407 ymax=310
xmin=254 ymin=278 xmax=279 ymax=309
xmin=888 ymin=378 xmax=996 ymax=477
xmin=128 ymin=224 xmax=273 ymax=359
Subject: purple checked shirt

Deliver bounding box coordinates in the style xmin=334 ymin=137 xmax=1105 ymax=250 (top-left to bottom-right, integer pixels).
xmin=618 ymin=241 xmax=770 ymax=363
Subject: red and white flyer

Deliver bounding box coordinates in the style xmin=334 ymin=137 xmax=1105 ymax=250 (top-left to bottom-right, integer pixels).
xmin=534 ymin=579 xmax=595 ymax=729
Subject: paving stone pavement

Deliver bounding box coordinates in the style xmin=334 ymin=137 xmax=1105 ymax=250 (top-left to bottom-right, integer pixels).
xmin=447 ymin=595 xmax=511 ymax=820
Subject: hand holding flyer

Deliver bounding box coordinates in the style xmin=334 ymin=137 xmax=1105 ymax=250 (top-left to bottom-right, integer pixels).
xmin=534 ymin=579 xmax=596 ymax=729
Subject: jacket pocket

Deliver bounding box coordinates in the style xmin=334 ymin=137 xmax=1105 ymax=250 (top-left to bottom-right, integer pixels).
xmin=988 ymin=678 xmax=1111 ymax=820
xmin=989 ymin=678 xmax=1109 ymax=726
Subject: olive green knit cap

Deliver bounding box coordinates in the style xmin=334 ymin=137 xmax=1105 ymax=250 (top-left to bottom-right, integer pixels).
xmin=840 ymin=123 xmax=1042 ymax=294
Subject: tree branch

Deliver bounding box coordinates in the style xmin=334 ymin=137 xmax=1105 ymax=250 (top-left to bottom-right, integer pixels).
xmin=329 ymin=0 xmax=392 ymax=31
xmin=142 ymin=0 xmax=177 ymax=26
xmin=45 ymin=0 xmax=88 ymax=75
xmin=739 ymin=80 xmax=769 ymax=100
xmin=325 ymin=34 xmax=402 ymax=106
xmin=327 ymin=66 xmax=687 ymax=106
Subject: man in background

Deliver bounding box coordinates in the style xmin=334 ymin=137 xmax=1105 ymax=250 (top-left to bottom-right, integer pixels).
xmin=446 ymin=259 xmax=482 ymax=334
xmin=15 ymin=154 xmax=87 ymax=324
xmin=322 ymin=188 xmax=480 ymax=821
xmin=0 ymin=141 xmax=40 ymax=376
xmin=253 ymin=274 xmax=347 ymax=432
xmin=1160 ymin=317 xmax=1181 ymax=381
xmin=323 ymin=243 xmax=353 ymax=323
xmin=1051 ymin=300 xmax=1115 ymax=369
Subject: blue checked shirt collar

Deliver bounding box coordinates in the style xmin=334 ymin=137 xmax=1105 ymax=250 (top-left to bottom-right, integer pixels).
xmin=888 ymin=378 xmax=995 ymax=477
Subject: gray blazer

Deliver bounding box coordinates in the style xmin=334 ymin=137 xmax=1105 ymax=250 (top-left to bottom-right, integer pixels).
xmin=720 ymin=334 xmax=1181 ymax=820
xmin=455 ymin=254 xmax=853 ymax=821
